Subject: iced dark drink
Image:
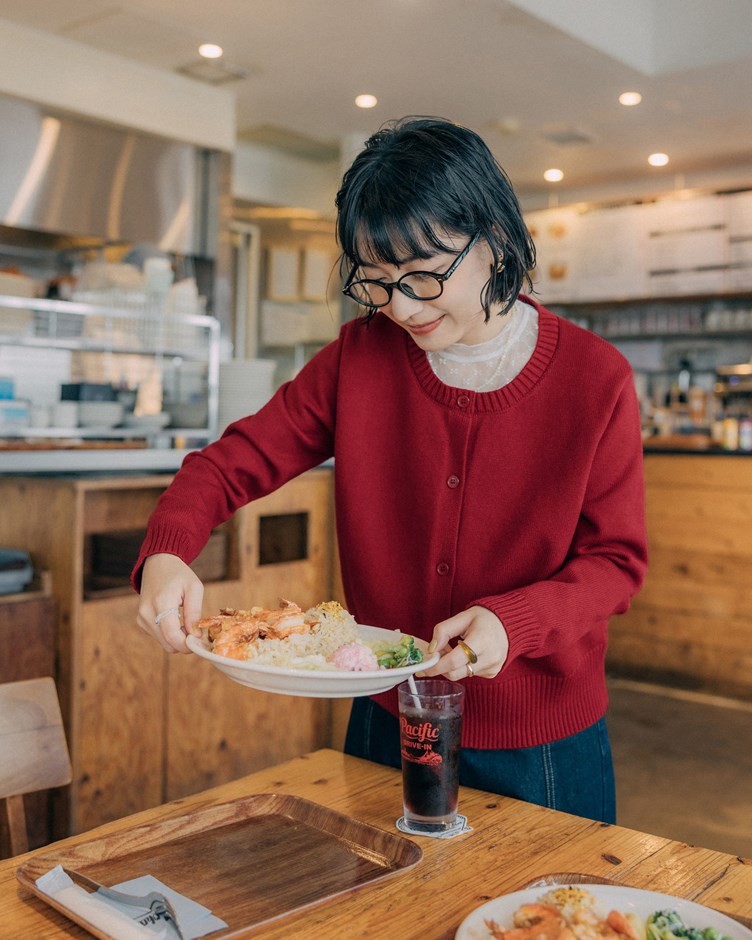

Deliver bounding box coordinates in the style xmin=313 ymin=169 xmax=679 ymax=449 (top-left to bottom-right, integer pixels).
xmin=398 ymin=679 xmax=464 ymax=832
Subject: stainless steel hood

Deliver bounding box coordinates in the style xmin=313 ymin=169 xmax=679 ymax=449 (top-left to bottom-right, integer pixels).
xmin=0 ymin=94 xmax=220 ymax=256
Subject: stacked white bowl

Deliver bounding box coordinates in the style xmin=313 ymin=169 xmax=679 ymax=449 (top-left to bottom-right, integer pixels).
xmin=78 ymin=401 xmax=124 ymax=428
xmin=218 ymin=359 xmax=277 ymax=432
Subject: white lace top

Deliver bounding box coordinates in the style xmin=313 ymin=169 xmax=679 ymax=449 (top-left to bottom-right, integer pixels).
xmin=426 ymin=299 xmax=539 ymax=392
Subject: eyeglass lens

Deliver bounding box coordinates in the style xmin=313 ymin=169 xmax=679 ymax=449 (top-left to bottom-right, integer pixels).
xmin=348 ymin=272 xmax=444 ymax=307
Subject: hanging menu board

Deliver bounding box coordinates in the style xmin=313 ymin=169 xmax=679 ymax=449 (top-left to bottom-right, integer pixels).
xmin=574 ymin=205 xmax=646 ymax=300
xmin=525 ymin=207 xmax=582 ymax=302
xmin=727 ymin=191 xmax=752 ymax=291
xmin=643 ymin=196 xmax=727 ymax=296
xmin=524 ymin=190 xmax=752 ymax=303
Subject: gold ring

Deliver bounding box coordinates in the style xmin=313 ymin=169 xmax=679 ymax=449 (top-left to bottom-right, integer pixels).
xmin=155 ymin=607 xmax=180 ymax=625
xmin=458 ymin=640 xmax=478 ymax=664
xmin=466 ymin=662 xmax=474 ymax=678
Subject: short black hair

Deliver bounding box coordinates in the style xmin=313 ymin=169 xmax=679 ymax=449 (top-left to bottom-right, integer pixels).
xmin=335 ymin=116 xmax=536 ymax=320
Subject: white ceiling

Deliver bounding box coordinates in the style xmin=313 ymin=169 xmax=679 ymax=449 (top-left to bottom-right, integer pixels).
xmin=1 ymin=0 xmax=752 ymax=203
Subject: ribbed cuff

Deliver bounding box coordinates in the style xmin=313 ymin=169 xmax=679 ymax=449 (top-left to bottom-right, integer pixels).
xmin=129 ymin=522 xmax=197 ymax=592
xmin=473 ymin=590 xmax=541 ymax=666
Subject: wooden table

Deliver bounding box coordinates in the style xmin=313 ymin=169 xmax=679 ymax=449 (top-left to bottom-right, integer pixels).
xmin=2 ymin=749 xmax=751 ymax=939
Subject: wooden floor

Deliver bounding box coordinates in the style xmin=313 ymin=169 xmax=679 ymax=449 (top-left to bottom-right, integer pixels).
xmin=607 ymin=676 xmax=752 ymax=859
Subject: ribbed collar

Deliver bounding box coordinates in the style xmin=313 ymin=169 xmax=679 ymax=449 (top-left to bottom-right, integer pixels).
xmin=405 ymin=296 xmax=559 ymax=412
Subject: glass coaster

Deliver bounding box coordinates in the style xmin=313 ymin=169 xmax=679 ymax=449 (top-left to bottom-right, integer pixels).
xmin=395 ymin=814 xmax=472 ymax=839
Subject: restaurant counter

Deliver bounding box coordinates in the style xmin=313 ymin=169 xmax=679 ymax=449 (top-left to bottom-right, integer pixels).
xmin=643 ymin=445 xmax=752 ymax=455
xmin=0 ymin=470 xmax=347 ymax=839
xmin=2 ymin=749 xmax=751 ymax=939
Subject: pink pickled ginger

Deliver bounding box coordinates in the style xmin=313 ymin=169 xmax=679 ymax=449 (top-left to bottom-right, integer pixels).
xmin=328 ymin=642 xmax=379 ymax=671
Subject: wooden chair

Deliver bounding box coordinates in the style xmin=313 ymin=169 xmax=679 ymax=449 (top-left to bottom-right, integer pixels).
xmin=0 ymin=677 xmax=72 ymax=857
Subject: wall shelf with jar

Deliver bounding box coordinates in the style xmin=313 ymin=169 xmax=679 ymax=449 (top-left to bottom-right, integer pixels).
xmin=550 ymin=293 xmax=752 ymax=342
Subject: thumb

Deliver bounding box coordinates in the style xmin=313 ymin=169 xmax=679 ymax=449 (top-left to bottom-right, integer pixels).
xmin=183 ymin=580 xmax=205 ymax=634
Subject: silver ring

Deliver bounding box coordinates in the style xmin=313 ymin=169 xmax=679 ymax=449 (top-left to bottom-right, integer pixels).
xmin=155 ymin=607 xmax=180 ymax=625
xmin=466 ymin=662 xmax=473 ymax=678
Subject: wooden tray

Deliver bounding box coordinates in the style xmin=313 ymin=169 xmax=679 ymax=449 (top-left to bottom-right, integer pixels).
xmin=522 ymin=872 xmax=752 ymax=930
xmin=16 ymin=793 xmax=423 ymax=938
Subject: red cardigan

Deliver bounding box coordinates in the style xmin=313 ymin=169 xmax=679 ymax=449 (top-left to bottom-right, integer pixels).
xmin=134 ymin=298 xmax=648 ymax=748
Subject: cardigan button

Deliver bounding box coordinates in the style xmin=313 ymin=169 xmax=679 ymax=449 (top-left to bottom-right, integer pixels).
xmin=456 ymin=395 xmax=470 ymax=408
xmin=436 ymin=562 xmax=450 ymax=576
xmin=447 ymin=475 xmax=460 ymax=488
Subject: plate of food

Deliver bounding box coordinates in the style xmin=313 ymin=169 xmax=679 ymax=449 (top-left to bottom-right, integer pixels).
xmin=185 ymin=599 xmax=439 ymax=697
xmin=455 ymin=883 xmax=751 ymax=940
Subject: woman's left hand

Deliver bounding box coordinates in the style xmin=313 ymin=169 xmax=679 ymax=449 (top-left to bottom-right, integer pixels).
xmin=420 ymin=605 xmax=509 ymax=681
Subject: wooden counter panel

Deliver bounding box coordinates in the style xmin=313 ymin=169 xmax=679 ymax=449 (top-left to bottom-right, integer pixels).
xmin=633 ymin=552 xmax=750 ymax=620
xmin=645 ymin=488 xmax=752 ymax=555
xmin=0 ymin=596 xmax=56 ymax=684
xmin=608 ymin=455 xmax=752 ymax=698
xmin=638 ymin=543 xmax=751 ymax=587
xmin=81 ymin=485 xmax=169 ymax=534
xmin=75 ymin=596 xmax=165 ymax=833
xmin=608 ymin=632 xmax=752 ymax=698
xmin=643 ymin=453 xmax=752 ymax=489
xmin=234 ymin=468 xmax=332 ymax=610
xmin=165 ymin=653 xmax=332 ymax=802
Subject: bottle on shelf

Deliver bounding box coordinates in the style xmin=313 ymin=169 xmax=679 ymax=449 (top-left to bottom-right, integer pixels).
xmin=739 ymin=415 xmax=752 ymax=452
xmin=710 ymin=405 xmax=726 ymax=447
xmin=722 ymin=414 xmax=740 ymax=451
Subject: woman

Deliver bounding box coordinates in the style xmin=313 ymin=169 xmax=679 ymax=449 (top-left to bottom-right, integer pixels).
xmin=133 ymin=117 xmax=647 ymax=823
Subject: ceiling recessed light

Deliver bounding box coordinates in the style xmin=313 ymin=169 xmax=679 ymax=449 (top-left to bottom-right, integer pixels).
xmin=619 ymin=91 xmax=642 ymax=106
xmin=543 ymin=168 xmax=564 ymax=182
xmin=648 ymin=152 xmax=669 ymax=167
xmin=355 ymin=94 xmax=378 ymax=109
xmin=198 ymin=43 xmax=223 ymax=59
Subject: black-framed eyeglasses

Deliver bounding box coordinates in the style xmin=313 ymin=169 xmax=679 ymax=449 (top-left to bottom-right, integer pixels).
xmin=342 ymin=232 xmax=481 ymax=308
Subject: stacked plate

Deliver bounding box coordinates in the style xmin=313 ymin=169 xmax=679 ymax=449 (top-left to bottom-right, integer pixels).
xmin=122 ymin=412 xmax=170 ymax=432
xmin=218 ymin=359 xmax=277 ymax=432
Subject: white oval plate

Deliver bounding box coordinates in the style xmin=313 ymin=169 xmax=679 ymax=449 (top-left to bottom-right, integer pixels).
xmin=455 ymin=884 xmax=751 ymax=940
xmin=186 ymin=624 xmax=438 ymax=698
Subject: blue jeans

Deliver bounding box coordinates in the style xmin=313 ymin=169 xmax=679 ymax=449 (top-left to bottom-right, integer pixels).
xmin=344 ymin=697 xmax=616 ymax=824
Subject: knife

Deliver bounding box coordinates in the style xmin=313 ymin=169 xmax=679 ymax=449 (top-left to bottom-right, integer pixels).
xmin=62 ymin=867 xmax=186 ymax=939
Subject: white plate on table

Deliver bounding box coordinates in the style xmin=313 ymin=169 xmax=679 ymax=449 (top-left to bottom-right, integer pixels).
xmin=455 ymin=884 xmax=752 ymax=940
xmin=186 ymin=624 xmax=438 ymax=698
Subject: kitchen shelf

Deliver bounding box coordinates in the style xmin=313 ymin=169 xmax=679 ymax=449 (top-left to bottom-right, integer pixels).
xmin=0 ymin=293 xmax=220 ymax=445
xmin=0 ymin=426 xmax=207 ymax=439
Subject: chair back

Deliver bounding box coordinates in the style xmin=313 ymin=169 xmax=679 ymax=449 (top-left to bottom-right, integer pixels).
xmin=0 ymin=677 xmax=72 ymax=857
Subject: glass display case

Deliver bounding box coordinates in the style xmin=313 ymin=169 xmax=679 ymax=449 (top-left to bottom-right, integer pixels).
xmin=0 ymin=293 xmax=220 ymax=471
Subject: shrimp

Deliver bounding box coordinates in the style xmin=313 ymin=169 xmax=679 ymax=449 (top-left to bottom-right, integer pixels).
xmin=254 ymin=598 xmax=308 ymax=639
xmin=210 ymin=617 xmax=262 ymax=660
xmin=196 ymin=608 xmax=264 ymax=660
xmin=605 ymin=911 xmax=642 ymax=940
xmin=196 ymin=601 xmax=311 ymax=659
xmin=486 ymin=904 xmax=567 ymax=940
xmin=196 ymin=607 xmax=253 ymax=641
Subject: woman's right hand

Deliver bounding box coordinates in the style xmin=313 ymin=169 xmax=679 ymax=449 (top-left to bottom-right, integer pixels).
xmin=135 ymin=553 xmax=204 ymax=653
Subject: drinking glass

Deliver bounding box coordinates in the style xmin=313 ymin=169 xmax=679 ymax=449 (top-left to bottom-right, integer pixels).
xmin=398 ymin=679 xmax=464 ymax=832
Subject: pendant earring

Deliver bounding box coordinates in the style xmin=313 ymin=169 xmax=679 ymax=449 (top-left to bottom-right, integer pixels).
xmin=496 ymin=258 xmax=505 ymax=273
